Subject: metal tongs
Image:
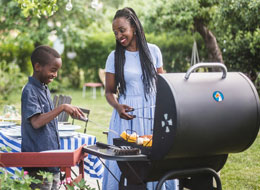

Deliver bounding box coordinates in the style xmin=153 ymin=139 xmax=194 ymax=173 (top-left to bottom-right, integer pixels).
xmin=133 ymin=116 xmax=154 ymax=120
xmin=132 ymin=105 xmax=155 ymax=111
xmin=131 ymin=105 xmax=155 ymax=120
xmin=80 ymin=116 xmax=88 ymax=122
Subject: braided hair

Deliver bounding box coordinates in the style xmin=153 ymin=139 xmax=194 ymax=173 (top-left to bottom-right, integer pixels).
xmin=113 ymin=7 xmax=157 ymax=98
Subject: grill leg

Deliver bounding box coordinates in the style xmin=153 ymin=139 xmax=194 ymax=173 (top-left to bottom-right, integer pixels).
xmin=156 ymin=168 xmax=221 ymax=190
xmin=179 ymin=174 xmax=214 ymax=190
xmin=119 ymin=175 xmax=146 ymax=190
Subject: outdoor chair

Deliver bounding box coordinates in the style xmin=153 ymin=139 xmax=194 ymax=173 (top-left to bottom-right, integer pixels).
xmin=53 ymin=94 xmax=72 ymax=122
xmin=72 ymin=107 xmax=90 ymax=134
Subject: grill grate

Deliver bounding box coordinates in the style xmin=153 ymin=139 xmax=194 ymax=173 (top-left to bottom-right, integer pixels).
xmin=96 ymin=142 xmax=141 ymax=155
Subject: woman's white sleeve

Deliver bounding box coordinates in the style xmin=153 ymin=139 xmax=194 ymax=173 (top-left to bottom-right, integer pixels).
xmin=105 ymin=51 xmax=115 ymax=74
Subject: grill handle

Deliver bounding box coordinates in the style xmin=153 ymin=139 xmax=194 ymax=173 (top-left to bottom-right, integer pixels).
xmin=185 ymin=63 xmax=227 ymax=80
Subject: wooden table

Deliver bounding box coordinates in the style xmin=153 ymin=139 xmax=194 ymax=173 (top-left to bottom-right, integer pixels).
xmin=0 ymin=127 xmax=104 ymax=179
xmin=82 ymin=82 xmax=103 ymax=99
xmin=0 ymin=145 xmax=87 ymax=185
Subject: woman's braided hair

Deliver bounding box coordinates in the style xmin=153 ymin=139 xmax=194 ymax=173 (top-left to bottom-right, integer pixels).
xmin=113 ymin=7 xmax=157 ymax=98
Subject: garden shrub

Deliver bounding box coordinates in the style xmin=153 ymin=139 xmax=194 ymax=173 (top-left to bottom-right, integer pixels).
xmin=0 ymin=60 xmax=27 ymax=102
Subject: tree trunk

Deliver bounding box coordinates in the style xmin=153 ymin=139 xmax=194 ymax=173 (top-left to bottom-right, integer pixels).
xmin=194 ymin=19 xmax=223 ymax=65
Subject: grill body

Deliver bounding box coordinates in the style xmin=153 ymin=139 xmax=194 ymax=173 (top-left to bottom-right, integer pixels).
xmin=152 ymin=72 xmax=260 ymax=160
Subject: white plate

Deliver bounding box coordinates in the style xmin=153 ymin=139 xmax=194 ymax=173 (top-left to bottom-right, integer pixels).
xmin=59 ymin=131 xmax=76 ymax=138
xmin=0 ymin=121 xmax=16 ymax=127
xmin=2 ymin=131 xmax=21 ymax=138
xmin=58 ymin=122 xmax=71 ymax=125
xmin=58 ymin=124 xmax=81 ymax=131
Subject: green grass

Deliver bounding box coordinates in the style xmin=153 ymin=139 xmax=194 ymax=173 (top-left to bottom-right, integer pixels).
xmin=221 ymin=134 xmax=260 ymax=190
xmin=1 ymin=88 xmax=260 ymax=189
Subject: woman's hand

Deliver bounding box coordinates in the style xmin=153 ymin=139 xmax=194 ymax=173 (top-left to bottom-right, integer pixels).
xmin=116 ymin=104 xmax=135 ymax=120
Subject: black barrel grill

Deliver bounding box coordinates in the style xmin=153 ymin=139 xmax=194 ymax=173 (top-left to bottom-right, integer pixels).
xmin=83 ymin=63 xmax=260 ymax=190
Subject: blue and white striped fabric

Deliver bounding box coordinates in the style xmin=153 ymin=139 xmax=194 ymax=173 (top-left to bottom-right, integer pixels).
xmin=0 ymin=126 xmax=103 ymax=179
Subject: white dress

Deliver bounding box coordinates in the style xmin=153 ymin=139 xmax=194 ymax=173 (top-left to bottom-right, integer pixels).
xmin=102 ymin=43 xmax=177 ymax=190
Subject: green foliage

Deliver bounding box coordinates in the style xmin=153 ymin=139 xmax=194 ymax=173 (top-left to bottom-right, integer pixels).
xmin=66 ymin=179 xmax=95 ymax=190
xmin=0 ymin=146 xmax=12 ymax=152
xmin=144 ymin=0 xmax=219 ymax=33
xmin=218 ymin=29 xmax=260 ymax=72
xmin=0 ymin=1 xmax=51 ymax=46
xmin=37 ymin=171 xmax=54 ymax=184
xmin=0 ymin=169 xmax=41 ymax=190
xmin=0 ymin=61 xmax=27 ymax=101
xmin=216 ymin=0 xmax=260 ymax=76
xmin=14 ymin=0 xmax=58 ymax=18
xmin=0 ymin=39 xmax=33 ymax=75
xmin=147 ymin=32 xmax=206 ymax=72
xmin=218 ymin=0 xmax=260 ymax=32
xmin=67 ymin=32 xmax=115 ymax=84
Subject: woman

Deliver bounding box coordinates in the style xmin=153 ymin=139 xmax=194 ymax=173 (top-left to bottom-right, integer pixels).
xmin=103 ymin=7 xmax=177 ymax=190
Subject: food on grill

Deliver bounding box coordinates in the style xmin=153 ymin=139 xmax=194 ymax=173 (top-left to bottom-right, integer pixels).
xmin=120 ymin=131 xmax=128 ymax=140
xmin=140 ymin=135 xmax=152 ymax=139
xmin=142 ymin=138 xmax=152 ymax=147
xmin=136 ymin=137 xmax=143 ymax=145
xmin=120 ymin=131 xmax=153 ymax=147
xmin=120 ymin=131 xmax=137 ymax=142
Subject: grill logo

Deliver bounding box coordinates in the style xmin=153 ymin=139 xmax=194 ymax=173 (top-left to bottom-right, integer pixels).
xmin=161 ymin=113 xmax=173 ymax=133
xmin=213 ymin=91 xmax=224 ymax=102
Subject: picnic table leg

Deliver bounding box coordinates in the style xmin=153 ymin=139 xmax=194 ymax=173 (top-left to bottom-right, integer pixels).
xmin=100 ymin=87 xmax=104 ymax=96
xmin=93 ymin=87 xmax=96 ymax=99
xmin=79 ymin=159 xmax=84 ymax=179
xmin=62 ymin=167 xmax=72 ymax=185
xmin=82 ymin=85 xmax=86 ymax=98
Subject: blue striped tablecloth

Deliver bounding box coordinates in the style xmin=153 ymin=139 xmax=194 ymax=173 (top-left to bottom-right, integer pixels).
xmin=0 ymin=126 xmax=103 ymax=179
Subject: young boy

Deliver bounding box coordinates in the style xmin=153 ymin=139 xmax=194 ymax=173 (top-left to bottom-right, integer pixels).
xmin=21 ymin=45 xmax=84 ymax=190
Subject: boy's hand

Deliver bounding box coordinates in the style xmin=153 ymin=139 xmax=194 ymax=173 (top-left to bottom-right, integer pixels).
xmin=63 ymin=104 xmax=85 ymax=119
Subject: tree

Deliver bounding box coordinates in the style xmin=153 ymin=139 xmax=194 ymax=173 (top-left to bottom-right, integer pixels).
xmin=216 ymin=0 xmax=260 ymax=82
xmin=145 ymin=0 xmax=223 ymax=64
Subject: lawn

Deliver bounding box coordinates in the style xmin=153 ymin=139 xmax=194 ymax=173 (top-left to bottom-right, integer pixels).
xmin=1 ymin=88 xmax=259 ymax=189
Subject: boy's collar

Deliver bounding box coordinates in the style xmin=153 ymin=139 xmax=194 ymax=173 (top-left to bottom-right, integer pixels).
xmin=29 ymin=76 xmax=47 ymax=90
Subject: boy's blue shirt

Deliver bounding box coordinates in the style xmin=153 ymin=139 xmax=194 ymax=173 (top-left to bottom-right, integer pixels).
xmin=21 ymin=76 xmax=60 ymax=173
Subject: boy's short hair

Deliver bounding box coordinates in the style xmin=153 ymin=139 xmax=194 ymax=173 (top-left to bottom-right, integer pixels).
xmin=31 ymin=45 xmax=61 ymax=69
